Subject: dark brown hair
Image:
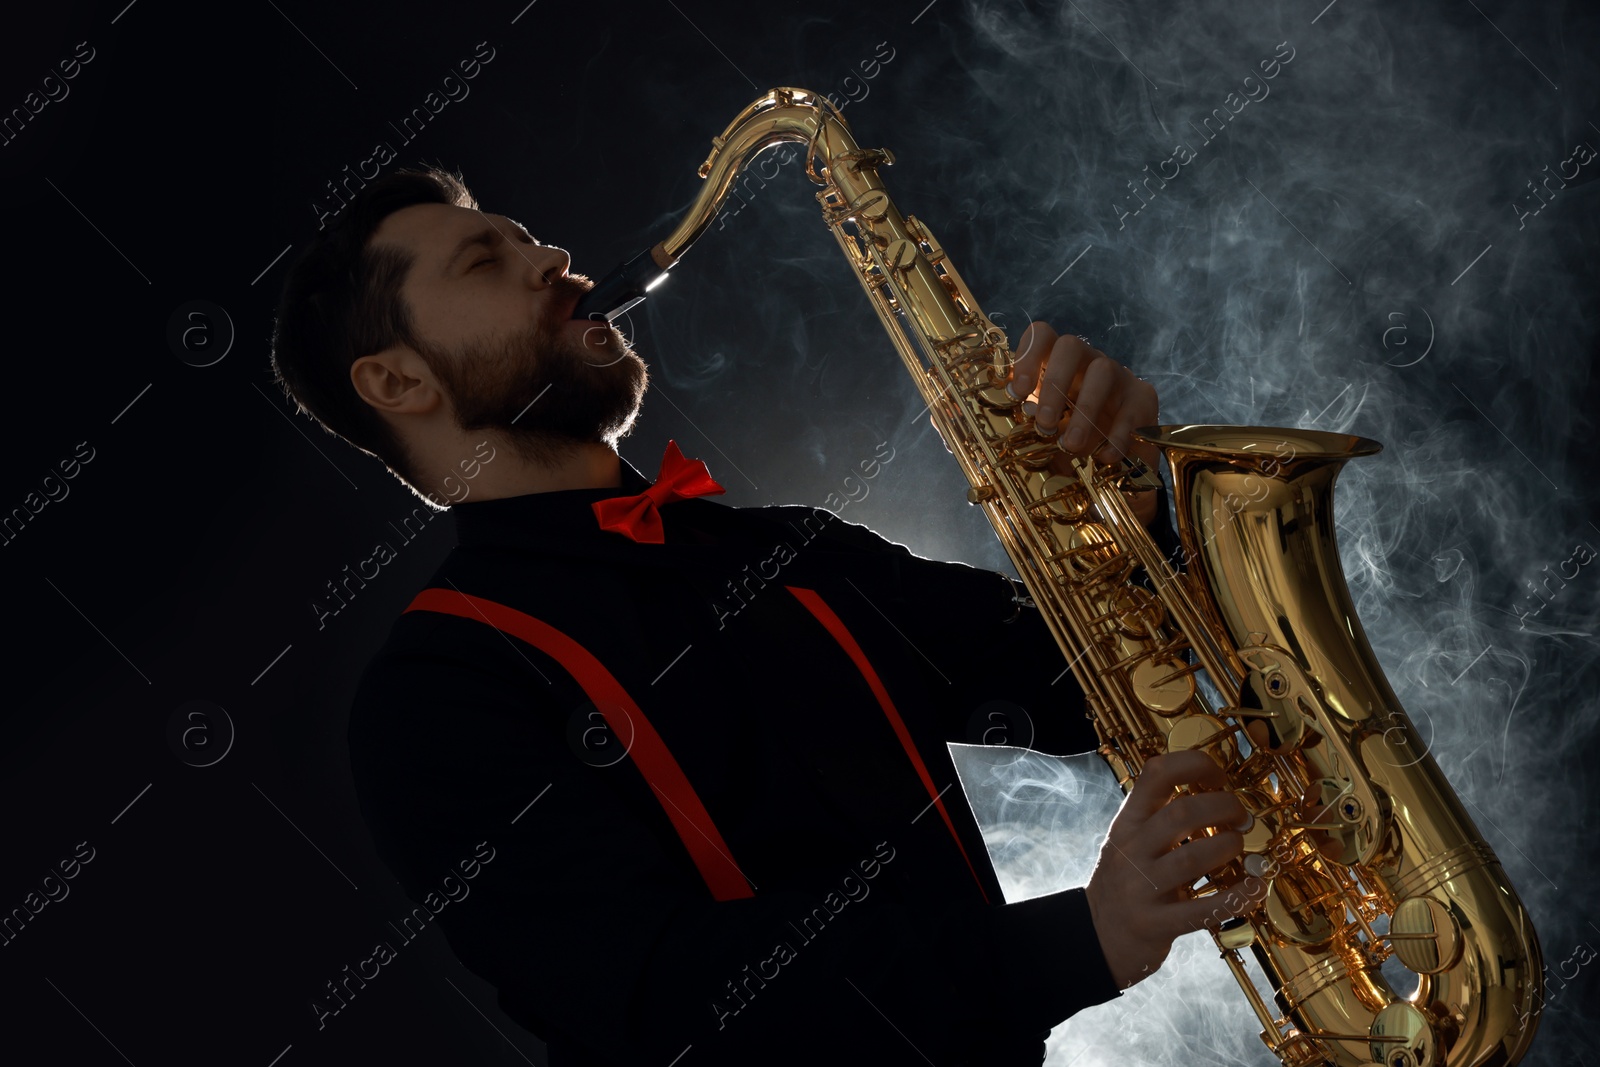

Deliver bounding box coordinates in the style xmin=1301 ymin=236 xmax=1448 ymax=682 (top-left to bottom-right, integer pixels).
xmin=268 ymin=166 xmax=477 ymax=499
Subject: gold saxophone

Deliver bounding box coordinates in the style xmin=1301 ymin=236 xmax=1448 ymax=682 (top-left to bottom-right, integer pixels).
xmin=584 ymin=87 xmax=1544 ymax=1067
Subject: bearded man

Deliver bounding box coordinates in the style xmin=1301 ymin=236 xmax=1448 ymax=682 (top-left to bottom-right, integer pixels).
xmin=269 ymin=166 xmax=1253 ymax=1066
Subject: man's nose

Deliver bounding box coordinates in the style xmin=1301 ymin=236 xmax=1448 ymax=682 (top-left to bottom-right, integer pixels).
xmin=532 ymin=246 xmax=571 ymax=288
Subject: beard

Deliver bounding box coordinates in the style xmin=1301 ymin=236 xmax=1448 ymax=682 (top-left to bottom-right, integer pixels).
xmin=418 ymin=276 xmax=649 ymax=467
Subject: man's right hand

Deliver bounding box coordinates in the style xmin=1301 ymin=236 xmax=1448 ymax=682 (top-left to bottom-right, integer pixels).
xmin=1084 ymin=750 xmax=1260 ymax=990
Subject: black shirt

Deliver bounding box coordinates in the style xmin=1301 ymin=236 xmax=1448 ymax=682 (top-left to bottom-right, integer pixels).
xmin=347 ymin=457 xmax=1127 ymax=1065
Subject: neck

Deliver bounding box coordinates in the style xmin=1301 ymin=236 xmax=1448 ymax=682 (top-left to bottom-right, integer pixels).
xmin=433 ymin=437 xmax=622 ymax=503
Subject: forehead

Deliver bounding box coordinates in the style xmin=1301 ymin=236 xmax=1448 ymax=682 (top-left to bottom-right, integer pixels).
xmin=370 ymin=203 xmax=521 ymax=260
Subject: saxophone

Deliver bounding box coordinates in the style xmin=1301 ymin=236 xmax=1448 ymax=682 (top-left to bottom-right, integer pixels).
xmin=574 ymin=87 xmax=1544 ymax=1067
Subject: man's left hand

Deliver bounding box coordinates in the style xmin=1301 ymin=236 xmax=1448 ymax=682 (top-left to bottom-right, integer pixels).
xmin=1005 ymin=321 xmax=1162 ymax=526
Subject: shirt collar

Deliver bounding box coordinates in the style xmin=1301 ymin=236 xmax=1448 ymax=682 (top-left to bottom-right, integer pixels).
xmin=448 ymin=456 xmax=658 ymax=549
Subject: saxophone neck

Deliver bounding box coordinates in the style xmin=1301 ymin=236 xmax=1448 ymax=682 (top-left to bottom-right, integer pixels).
xmin=571 ymin=87 xmax=847 ymax=323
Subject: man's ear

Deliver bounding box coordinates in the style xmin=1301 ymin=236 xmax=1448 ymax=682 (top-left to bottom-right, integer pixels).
xmin=351 ymin=346 xmax=442 ymax=416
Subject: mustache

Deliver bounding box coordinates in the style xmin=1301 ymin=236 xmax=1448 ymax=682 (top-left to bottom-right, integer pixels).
xmin=545 ymin=275 xmax=592 ymax=323
xmin=545 ymin=274 xmax=633 ymax=367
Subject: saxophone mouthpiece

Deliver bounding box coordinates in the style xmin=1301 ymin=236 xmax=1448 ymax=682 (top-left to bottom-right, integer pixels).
xmin=571 ymin=243 xmax=676 ymax=322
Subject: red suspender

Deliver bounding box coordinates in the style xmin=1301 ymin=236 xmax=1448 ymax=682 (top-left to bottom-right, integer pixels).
xmin=784 ymin=586 xmax=991 ymax=905
xmin=403 ymin=587 xmax=754 ymax=902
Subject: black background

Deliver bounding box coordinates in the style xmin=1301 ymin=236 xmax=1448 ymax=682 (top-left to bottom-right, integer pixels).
xmin=2 ymin=1 xmax=1596 ymax=1064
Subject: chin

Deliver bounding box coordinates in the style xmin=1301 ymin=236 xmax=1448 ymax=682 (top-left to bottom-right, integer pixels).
xmin=578 ymin=325 xmax=636 ymax=369
xmin=601 ymin=402 xmax=645 ymax=447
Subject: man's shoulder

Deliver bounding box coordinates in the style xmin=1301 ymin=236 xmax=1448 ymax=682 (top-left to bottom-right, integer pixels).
xmin=347 ymin=552 xmax=560 ymax=728
xmin=345 ymin=581 xmax=568 ymax=820
xmin=712 ymin=500 xmax=920 ymax=559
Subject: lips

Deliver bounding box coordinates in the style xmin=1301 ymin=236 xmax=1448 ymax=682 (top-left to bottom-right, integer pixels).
xmin=548 ymin=286 xmax=588 ymax=328
xmin=551 ymin=292 xmax=577 ymax=323
xmin=560 ymin=279 xmax=601 ymax=321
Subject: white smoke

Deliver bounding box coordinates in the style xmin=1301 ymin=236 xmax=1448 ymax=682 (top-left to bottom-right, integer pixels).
xmin=921 ymin=3 xmax=1600 ymax=1063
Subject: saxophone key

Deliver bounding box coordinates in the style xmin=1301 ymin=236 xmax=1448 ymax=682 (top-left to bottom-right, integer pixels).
xmin=1294 ymin=777 xmax=1387 ymax=867
xmin=848 ymin=188 xmax=890 ymax=221
xmin=1164 ymin=712 xmax=1226 ymax=751
xmin=994 ymin=424 xmax=1058 ymax=465
xmin=1238 ymin=667 xmax=1311 ymax=753
xmin=1107 ymin=585 xmax=1166 ymax=638
xmin=883 ymin=237 xmax=920 ymax=273
xmin=1024 ymin=473 xmax=1091 ymax=523
xmin=1264 ymin=867 xmax=1341 ymax=948
xmin=1388 ymin=896 xmax=1464 ymax=974
xmin=1368 ymin=1002 xmax=1437 ymax=1067
xmin=1233 ymin=789 xmax=1277 ymax=855
xmin=966 ymin=382 xmax=1017 ymax=412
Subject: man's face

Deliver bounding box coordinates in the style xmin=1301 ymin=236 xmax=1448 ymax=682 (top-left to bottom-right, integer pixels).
xmin=371 ymin=202 xmax=648 ymax=461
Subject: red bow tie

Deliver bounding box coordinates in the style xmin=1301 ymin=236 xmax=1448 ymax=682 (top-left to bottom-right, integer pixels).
xmin=591 ymin=440 xmax=726 ymax=544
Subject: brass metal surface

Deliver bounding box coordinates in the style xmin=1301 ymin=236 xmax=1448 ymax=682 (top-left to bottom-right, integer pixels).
xmin=667 ymin=87 xmax=1543 ymax=1066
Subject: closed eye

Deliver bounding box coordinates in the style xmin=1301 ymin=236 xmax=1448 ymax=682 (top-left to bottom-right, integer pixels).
xmin=471 ymin=257 xmax=495 ymax=269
